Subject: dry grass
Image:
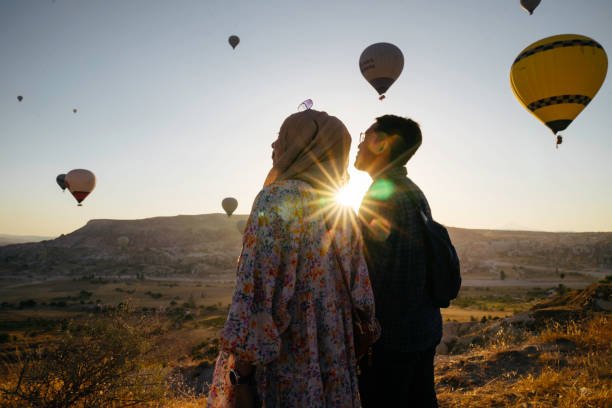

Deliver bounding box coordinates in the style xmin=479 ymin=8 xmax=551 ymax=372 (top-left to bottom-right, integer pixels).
xmin=437 ymin=315 xmax=612 ymax=407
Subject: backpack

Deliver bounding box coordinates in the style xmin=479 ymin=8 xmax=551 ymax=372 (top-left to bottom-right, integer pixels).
xmin=408 ymin=193 xmax=461 ymax=308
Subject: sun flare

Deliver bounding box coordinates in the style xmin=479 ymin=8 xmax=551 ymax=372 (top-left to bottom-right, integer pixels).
xmin=335 ymin=173 xmax=371 ymax=213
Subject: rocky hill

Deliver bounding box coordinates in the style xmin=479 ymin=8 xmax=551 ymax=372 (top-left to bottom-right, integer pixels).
xmin=0 ymin=214 xmax=610 ymax=280
xmin=0 ymin=214 xmax=248 ymax=279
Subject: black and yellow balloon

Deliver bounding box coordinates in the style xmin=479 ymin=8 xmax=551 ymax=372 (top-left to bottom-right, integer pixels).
xmin=510 ymin=34 xmax=607 ymax=146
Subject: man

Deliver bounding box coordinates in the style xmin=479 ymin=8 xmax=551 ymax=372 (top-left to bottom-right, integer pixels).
xmin=355 ymin=115 xmax=442 ymax=407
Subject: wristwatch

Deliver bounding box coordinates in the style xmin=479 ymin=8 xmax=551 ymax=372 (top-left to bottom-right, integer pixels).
xmin=229 ymin=368 xmax=254 ymax=385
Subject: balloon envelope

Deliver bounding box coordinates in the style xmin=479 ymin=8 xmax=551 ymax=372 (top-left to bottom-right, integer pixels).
xmin=73 ymin=108 xmax=77 ymax=113
xmin=117 ymin=236 xmax=130 ymax=247
xmin=17 ymin=95 xmax=23 ymax=102
xmin=65 ymin=169 xmax=96 ymax=205
xmin=510 ymin=34 xmax=608 ymax=136
xmin=359 ymin=43 xmax=404 ymax=98
xmin=520 ymin=0 xmax=541 ymax=15
xmin=236 ymin=219 xmax=247 ymax=233
xmin=228 ymin=35 xmax=240 ymax=49
xmin=222 ymin=197 xmax=238 ymax=216
xmin=56 ymin=174 xmax=67 ymax=191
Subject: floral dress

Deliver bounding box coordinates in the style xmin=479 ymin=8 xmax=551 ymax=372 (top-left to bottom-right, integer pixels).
xmin=207 ymin=180 xmax=378 ymax=408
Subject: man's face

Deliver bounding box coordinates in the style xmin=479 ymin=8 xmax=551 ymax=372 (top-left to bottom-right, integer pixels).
xmin=354 ymin=123 xmax=386 ymax=173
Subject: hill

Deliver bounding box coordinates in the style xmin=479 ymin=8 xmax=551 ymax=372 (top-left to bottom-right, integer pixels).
xmin=0 ymin=214 xmax=610 ymax=282
xmin=0 ymin=214 xmax=248 ymax=279
xmin=0 ymin=234 xmax=54 ymax=246
xmin=435 ymin=283 xmax=611 ymax=406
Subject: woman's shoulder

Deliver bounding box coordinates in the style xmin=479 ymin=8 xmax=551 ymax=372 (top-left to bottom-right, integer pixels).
xmin=256 ymin=180 xmax=313 ymax=202
xmin=252 ymin=180 xmax=313 ymax=216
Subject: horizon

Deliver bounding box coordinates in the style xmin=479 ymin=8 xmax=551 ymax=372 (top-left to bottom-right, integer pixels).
xmin=3 ymin=211 xmax=612 ymax=242
xmin=1 ymin=0 xmax=611 ymax=236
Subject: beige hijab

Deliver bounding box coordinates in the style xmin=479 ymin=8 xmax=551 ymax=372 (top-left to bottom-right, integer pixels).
xmin=264 ymin=109 xmax=351 ymax=192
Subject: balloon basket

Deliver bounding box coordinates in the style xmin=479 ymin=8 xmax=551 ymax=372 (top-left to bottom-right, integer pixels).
xmin=78 ymin=203 xmax=83 ymax=207
xmin=379 ymin=95 xmax=386 ymax=101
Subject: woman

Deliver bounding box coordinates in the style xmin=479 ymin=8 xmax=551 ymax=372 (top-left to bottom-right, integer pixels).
xmin=207 ymin=109 xmax=379 ymax=408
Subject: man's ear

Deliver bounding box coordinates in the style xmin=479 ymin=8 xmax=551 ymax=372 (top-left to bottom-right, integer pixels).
xmin=375 ymin=138 xmax=390 ymax=154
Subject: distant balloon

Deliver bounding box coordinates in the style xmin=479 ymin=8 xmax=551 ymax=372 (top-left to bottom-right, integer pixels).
xmin=222 ymin=197 xmax=238 ymax=217
xmin=73 ymin=108 xmax=77 ymax=114
xmin=117 ymin=236 xmax=130 ymax=248
xmin=65 ymin=169 xmax=96 ymax=206
xmin=228 ymin=35 xmax=240 ymax=49
xmin=236 ymin=219 xmax=247 ymax=234
xmin=359 ymin=42 xmax=404 ymax=100
xmin=56 ymin=174 xmax=67 ymax=192
xmin=297 ymin=99 xmax=313 ymax=111
xmin=520 ymin=0 xmax=541 ymax=15
xmin=17 ymin=95 xmax=23 ymax=102
xmin=510 ymin=34 xmax=608 ymax=147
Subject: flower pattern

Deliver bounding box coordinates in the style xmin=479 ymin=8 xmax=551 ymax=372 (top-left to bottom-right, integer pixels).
xmin=207 ymin=180 xmax=378 ymax=408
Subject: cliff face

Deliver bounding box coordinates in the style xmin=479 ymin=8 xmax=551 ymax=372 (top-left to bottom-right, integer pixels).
xmin=0 ymin=215 xmax=610 ymax=278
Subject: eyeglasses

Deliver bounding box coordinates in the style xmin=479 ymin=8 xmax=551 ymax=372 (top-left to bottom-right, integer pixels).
xmin=359 ymin=130 xmax=386 ymax=143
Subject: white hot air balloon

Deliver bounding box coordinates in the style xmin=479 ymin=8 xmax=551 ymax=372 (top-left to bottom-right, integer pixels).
xmin=65 ymin=169 xmax=96 ymax=206
xmin=359 ymin=42 xmax=404 ymax=100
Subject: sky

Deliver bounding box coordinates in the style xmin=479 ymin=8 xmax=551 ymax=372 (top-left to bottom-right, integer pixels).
xmin=1 ymin=0 xmax=611 ymax=237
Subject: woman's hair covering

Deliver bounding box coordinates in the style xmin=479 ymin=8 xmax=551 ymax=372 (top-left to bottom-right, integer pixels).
xmin=264 ymin=109 xmax=351 ymax=191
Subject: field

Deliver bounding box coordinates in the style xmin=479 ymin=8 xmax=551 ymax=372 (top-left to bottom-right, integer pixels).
xmin=0 ymin=274 xmax=605 ymax=406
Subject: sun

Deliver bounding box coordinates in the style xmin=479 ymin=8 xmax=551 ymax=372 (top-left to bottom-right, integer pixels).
xmin=335 ymin=172 xmax=371 ymax=213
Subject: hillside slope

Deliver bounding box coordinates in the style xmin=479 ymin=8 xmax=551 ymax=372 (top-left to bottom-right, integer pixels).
xmin=435 ymin=283 xmax=611 ymax=407
xmin=0 ymin=214 xmax=610 ymax=280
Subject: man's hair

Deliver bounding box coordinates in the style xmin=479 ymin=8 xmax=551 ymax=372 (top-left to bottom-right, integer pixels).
xmin=375 ymin=115 xmax=422 ymax=166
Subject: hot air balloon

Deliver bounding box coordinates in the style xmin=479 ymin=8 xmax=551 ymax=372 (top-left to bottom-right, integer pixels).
xmin=65 ymin=169 xmax=96 ymax=206
xmin=297 ymin=99 xmax=313 ymax=111
xmin=359 ymin=42 xmax=404 ymax=100
xmin=17 ymin=95 xmax=23 ymax=102
xmin=236 ymin=219 xmax=247 ymax=233
xmin=520 ymin=0 xmax=541 ymax=15
xmin=510 ymin=34 xmax=608 ymax=147
xmin=56 ymin=174 xmax=67 ymax=192
xmin=228 ymin=35 xmax=240 ymax=50
xmin=73 ymin=108 xmax=77 ymax=114
xmin=222 ymin=197 xmax=238 ymax=217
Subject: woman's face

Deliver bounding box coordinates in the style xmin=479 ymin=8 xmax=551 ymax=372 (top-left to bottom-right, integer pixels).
xmin=271 ymin=137 xmax=282 ymax=166
xmin=272 ymin=121 xmax=289 ymax=166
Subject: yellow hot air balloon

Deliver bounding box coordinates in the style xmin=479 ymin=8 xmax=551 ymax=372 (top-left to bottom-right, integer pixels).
xmin=65 ymin=169 xmax=96 ymax=206
xmin=222 ymin=197 xmax=238 ymax=217
xmin=510 ymin=34 xmax=608 ymax=147
xmin=359 ymin=42 xmax=404 ymax=100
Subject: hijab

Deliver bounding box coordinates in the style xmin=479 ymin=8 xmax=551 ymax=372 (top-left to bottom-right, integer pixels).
xmin=264 ymin=109 xmax=351 ymax=193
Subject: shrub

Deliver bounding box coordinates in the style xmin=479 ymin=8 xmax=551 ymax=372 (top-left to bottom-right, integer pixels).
xmin=0 ymin=311 xmax=168 ymax=407
xmin=18 ymin=300 xmax=36 ymax=309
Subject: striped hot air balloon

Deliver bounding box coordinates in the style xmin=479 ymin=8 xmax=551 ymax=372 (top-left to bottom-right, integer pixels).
xmin=65 ymin=169 xmax=96 ymax=206
xmin=510 ymin=34 xmax=608 ymax=147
